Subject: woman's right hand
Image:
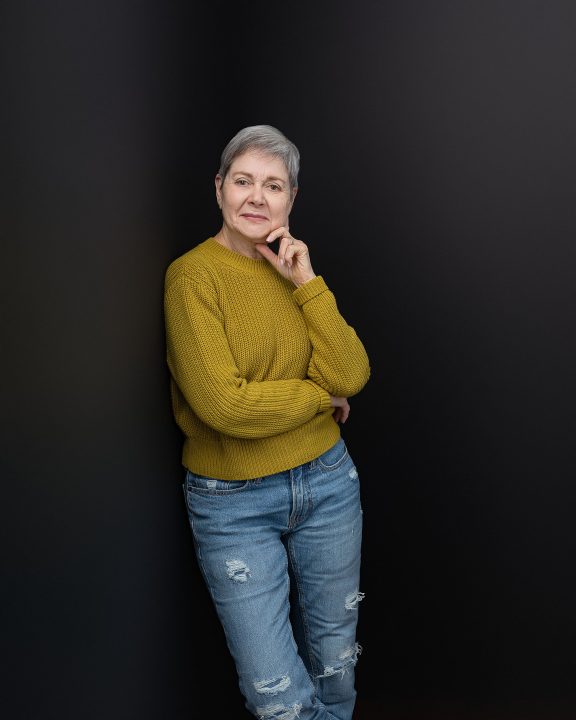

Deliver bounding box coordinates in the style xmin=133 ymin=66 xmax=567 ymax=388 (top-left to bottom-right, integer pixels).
xmin=255 ymin=227 xmax=317 ymax=288
xmin=330 ymin=395 xmax=350 ymax=424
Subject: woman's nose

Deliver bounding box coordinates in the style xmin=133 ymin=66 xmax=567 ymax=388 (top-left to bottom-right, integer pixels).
xmin=248 ymin=183 xmax=264 ymax=203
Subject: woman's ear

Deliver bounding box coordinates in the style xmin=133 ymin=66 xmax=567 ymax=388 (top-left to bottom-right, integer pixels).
xmin=288 ymin=186 xmax=298 ymax=211
xmin=215 ymin=174 xmax=223 ymax=208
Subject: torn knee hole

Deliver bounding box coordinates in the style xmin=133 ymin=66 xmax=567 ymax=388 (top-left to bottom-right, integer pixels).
xmin=256 ymin=702 xmax=303 ymax=720
xmin=254 ymin=675 xmax=291 ymax=696
xmin=225 ymin=559 xmax=251 ymax=582
xmin=317 ymin=642 xmax=363 ymax=679
xmin=344 ymin=589 xmax=365 ymax=610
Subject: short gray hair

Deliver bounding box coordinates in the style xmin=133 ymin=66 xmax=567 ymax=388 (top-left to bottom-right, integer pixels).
xmin=217 ymin=125 xmax=300 ymax=193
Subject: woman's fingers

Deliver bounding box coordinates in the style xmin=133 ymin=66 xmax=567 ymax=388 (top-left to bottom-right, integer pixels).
xmin=338 ymin=399 xmax=350 ymax=423
xmin=261 ymin=227 xmax=291 ymax=267
xmin=255 ymin=240 xmax=290 ymax=277
xmin=330 ymin=397 xmax=351 ymax=424
xmin=279 ymin=236 xmax=295 ymax=266
xmin=264 ymin=227 xmax=300 ymax=267
xmin=281 ymin=237 xmax=311 ymax=275
xmin=268 ymin=228 xmax=297 ymax=267
xmin=258 ymin=226 xmax=316 ymax=286
xmin=265 ymin=226 xmax=289 ymax=247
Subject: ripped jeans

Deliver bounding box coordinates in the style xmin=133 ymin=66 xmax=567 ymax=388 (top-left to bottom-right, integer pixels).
xmin=183 ymin=437 xmax=364 ymax=720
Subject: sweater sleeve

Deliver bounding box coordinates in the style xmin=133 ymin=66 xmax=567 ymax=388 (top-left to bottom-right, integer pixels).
xmin=293 ymin=276 xmax=371 ymax=397
xmin=164 ymin=275 xmax=332 ymax=439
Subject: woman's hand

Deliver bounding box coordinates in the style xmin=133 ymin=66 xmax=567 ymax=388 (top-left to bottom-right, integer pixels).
xmin=330 ymin=395 xmax=350 ymax=424
xmin=255 ymin=227 xmax=316 ymax=288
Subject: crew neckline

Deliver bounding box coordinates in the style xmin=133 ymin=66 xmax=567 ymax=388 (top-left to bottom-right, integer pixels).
xmin=202 ymin=236 xmax=270 ymax=273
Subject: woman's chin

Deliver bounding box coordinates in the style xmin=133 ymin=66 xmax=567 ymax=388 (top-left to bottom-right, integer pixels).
xmin=244 ymin=229 xmax=269 ymax=243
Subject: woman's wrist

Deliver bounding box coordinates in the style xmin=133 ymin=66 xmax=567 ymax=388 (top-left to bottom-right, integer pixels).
xmin=293 ymin=273 xmax=316 ymax=288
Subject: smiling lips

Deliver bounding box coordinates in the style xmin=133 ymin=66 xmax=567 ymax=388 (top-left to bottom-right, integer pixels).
xmin=241 ymin=213 xmax=268 ymax=222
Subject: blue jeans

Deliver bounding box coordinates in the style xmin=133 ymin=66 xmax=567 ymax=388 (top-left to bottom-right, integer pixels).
xmin=183 ymin=437 xmax=364 ymax=720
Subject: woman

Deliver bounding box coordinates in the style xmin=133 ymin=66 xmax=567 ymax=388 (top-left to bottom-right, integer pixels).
xmin=164 ymin=125 xmax=370 ymax=720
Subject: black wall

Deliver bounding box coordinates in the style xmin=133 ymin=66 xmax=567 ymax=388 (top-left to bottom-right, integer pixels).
xmin=2 ymin=2 xmax=575 ymax=718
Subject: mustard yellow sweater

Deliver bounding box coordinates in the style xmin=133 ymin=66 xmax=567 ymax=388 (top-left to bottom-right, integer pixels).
xmin=164 ymin=237 xmax=370 ymax=480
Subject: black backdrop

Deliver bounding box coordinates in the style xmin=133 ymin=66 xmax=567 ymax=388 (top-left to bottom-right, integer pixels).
xmin=2 ymin=1 xmax=575 ymax=718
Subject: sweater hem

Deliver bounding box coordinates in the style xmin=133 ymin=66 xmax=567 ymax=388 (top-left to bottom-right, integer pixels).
xmin=181 ymin=415 xmax=341 ymax=481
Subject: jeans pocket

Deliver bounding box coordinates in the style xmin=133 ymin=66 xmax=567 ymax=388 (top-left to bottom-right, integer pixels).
xmin=316 ymin=438 xmax=349 ymax=471
xmin=184 ymin=470 xmax=251 ymax=496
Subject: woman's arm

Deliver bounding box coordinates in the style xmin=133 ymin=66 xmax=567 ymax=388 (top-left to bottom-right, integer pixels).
xmin=294 ymin=276 xmax=371 ymax=397
xmin=164 ymin=276 xmax=332 ymax=439
xmin=256 ymin=229 xmax=371 ymax=397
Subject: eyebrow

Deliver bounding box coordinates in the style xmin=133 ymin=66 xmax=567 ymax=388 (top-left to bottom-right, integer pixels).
xmin=231 ymin=171 xmax=287 ymax=184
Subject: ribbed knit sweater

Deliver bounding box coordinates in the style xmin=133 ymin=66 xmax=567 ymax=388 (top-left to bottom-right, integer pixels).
xmin=164 ymin=237 xmax=370 ymax=480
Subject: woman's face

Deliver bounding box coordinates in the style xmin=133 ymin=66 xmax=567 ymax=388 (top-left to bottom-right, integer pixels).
xmin=216 ymin=150 xmax=296 ymax=243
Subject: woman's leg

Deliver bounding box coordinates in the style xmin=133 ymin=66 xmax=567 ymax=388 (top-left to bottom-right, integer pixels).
xmin=183 ymin=469 xmax=344 ymax=720
xmin=286 ymin=438 xmax=364 ymax=720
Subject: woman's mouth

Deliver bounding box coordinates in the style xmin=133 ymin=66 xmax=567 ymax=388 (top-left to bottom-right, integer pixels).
xmin=241 ymin=214 xmax=268 ymax=222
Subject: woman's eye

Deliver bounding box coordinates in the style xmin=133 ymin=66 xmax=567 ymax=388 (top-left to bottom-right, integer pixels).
xmin=235 ymin=179 xmax=249 ymax=186
xmin=267 ymin=184 xmax=281 ymax=192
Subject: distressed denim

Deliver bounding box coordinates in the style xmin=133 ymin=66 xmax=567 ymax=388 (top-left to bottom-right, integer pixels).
xmin=183 ymin=437 xmax=364 ymax=720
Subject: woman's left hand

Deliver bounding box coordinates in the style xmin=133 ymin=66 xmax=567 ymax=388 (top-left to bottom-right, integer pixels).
xmin=330 ymin=396 xmax=350 ymax=424
xmin=256 ymin=227 xmax=316 ymax=288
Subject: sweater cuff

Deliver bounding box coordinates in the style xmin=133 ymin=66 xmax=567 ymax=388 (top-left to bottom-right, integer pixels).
xmin=293 ymin=275 xmax=328 ymax=306
xmin=305 ymin=380 xmax=332 ymax=413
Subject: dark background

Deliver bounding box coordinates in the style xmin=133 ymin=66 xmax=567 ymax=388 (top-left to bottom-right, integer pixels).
xmin=2 ymin=1 xmax=575 ymax=718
